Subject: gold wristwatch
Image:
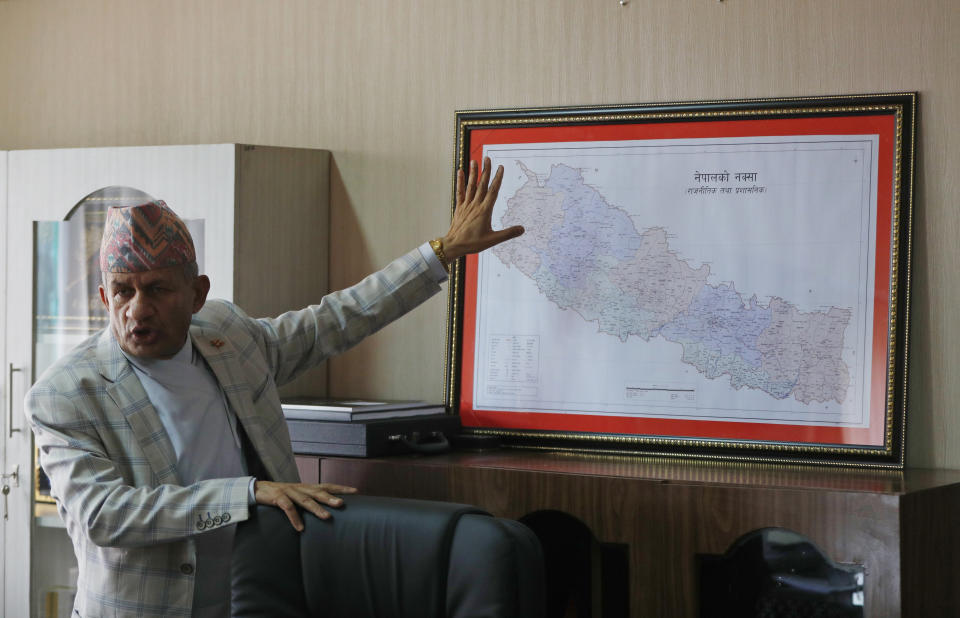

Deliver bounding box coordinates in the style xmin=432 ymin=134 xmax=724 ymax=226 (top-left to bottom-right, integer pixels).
xmin=429 ymin=237 xmax=450 ymax=273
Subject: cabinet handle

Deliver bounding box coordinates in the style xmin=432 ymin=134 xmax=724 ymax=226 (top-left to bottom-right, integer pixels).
xmin=8 ymin=364 xmax=23 ymax=438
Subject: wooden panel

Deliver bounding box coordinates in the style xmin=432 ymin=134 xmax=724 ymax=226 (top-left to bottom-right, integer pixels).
xmin=0 ymin=1 xmax=958 ymax=468
xmin=320 ymin=453 xmax=921 ymax=616
xmin=327 ymin=449 xmax=960 ymax=493
xmin=294 ymin=455 xmax=319 ymax=484
xmin=234 ymin=145 xmax=330 ymax=397
xmin=234 ymin=145 xmax=330 ymax=319
xmin=901 ymin=483 xmax=960 ymax=614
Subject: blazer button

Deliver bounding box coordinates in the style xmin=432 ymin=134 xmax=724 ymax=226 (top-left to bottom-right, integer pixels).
xmin=180 ymin=564 xmax=194 ymax=575
xmin=222 ymin=513 xmax=231 ymax=523
xmin=213 ymin=516 xmax=222 ymax=526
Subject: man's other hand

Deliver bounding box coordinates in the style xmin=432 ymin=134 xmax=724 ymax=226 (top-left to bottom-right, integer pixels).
xmin=254 ymin=480 xmax=357 ymax=531
xmin=441 ymin=156 xmax=525 ymax=261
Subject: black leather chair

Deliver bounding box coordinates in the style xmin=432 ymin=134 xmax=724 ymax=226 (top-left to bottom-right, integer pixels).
xmin=231 ymin=496 xmax=546 ymax=618
xmin=699 ymin=527 xmax=865 ymax=617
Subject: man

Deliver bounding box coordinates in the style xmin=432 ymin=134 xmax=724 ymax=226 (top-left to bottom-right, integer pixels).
xmin=26 ymin=158 xmax=522 ymax=617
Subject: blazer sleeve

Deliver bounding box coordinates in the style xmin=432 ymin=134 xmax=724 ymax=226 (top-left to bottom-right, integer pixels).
xmin=243 ymin=247 xmax=443 ymax=387
xmin=27 ymin=384 xmax=252 ymax=549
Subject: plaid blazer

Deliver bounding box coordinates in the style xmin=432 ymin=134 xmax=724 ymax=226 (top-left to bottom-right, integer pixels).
xmin=26 ymin=249 xmax=441 ymax=617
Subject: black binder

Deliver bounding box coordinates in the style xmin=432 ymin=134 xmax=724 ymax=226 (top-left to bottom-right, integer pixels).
xmin=287 ymin=414 xmax=461 ymax=458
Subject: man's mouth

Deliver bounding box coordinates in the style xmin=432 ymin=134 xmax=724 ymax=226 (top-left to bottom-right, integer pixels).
xmin=129 ymin=327 xmax=158 ymax=344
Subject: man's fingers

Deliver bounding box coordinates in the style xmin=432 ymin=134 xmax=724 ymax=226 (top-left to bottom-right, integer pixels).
xmin=455 ymin=168 xmax=465 ymax=207
xmin=464 ymin=160 xmax=478 ymax=204
xmin=487 ymin=225 xmax=525 ymax=248
xmin=284 ymin=489 xmax=332 ymax=529
xmin=476 ymin=158 xmax=491 ymax=202
xmin=317 ymin=483 xmax=358 ymax=495
xmin=485 ymin=165 xmax=504 ymax=204
xmin=275 ymin=494 xmax=305 ymax=531
xmin=301 ymin=483 xmax=355 ymax=516
xmin=295 ymin=494 xmax=332 ymax=522
xmin=312 ymin=491 xmax=343 ymax=508
xmin=255 ymin=481 xmax=356 ymax=532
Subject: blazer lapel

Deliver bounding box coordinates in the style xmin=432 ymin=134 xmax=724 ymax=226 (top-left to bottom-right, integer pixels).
xmin=190 ymin=325 xmax=282 ymax=482
xmin=95 ymin=330 xmax=182 ymax=486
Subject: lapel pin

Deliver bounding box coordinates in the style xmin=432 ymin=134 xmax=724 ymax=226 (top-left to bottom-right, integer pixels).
xmin=210 ymin=339 xmax=225 ymax=349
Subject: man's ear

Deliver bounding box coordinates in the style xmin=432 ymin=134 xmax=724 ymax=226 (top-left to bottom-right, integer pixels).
xmin=99 ymin=285 xmax=108 ymax=309
xmin=192 ymin=275 xmax=211 ymax=313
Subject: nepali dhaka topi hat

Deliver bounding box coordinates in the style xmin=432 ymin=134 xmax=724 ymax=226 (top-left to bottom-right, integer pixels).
xmin=99 ymin=200 xmax=196 ymax=273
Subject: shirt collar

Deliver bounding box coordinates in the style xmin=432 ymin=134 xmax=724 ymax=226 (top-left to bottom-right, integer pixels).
xmin=122 ymin=336 xmax=194 ymax=378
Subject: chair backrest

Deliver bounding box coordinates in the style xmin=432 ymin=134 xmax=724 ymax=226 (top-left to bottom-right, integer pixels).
xmin=232 ymin=496 xmax=546 ymax=618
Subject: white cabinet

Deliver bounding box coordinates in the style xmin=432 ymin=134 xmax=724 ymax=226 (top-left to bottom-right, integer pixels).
xmin=0 ymin=149 xmax=12 ymax=615
xmin=3 ymin=144 xmax=330 ymax=616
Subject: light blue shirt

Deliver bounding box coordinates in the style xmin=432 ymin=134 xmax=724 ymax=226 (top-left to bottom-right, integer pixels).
xmin=124 ymin=337 xmax=247 ymax=617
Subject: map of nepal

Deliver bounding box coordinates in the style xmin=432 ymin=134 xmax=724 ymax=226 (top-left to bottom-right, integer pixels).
xmin=491 ymin=161 xmax=852 ymax=405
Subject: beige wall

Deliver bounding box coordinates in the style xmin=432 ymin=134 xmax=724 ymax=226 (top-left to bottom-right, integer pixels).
xmin=1 ymin=0 xmax=957 ymax=468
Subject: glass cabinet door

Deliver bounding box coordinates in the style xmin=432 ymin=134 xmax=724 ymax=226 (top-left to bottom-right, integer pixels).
xmin=4 ymin=143 xmax=236 ymax=618
xmin=33 ymin=187 xmax=158 ymax=503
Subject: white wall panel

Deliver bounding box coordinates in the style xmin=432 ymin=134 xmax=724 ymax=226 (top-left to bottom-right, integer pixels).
xmin=0 ymin=0 xmax=956 ymax=468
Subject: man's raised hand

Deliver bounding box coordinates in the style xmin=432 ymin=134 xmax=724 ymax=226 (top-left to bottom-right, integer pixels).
xmin=440 ymin=156 xmax=524 ymax=261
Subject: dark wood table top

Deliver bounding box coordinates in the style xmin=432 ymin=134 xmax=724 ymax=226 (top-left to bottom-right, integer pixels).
xmin=324 ymin=448 xmax=960 ymax=495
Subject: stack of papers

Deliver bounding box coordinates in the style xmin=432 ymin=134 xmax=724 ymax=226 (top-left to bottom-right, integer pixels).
xmin=281 ymin=398 xmax=446 ymax=422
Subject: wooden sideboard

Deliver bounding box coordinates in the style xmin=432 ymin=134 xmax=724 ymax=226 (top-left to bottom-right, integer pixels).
xmin=295 ymin=450 xmax=960 ymax=617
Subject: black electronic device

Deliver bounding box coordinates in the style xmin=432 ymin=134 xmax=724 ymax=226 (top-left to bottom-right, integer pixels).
xmin=287 ymin=413 xmax=461 ymax=458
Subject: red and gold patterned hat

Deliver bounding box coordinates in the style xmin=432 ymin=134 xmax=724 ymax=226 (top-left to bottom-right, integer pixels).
xmin=99 ymin=201 xmax=196 ymax=273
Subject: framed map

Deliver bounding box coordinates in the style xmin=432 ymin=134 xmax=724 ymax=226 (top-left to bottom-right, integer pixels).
xmin=445 ymin=93 xmax=916 ymax=468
